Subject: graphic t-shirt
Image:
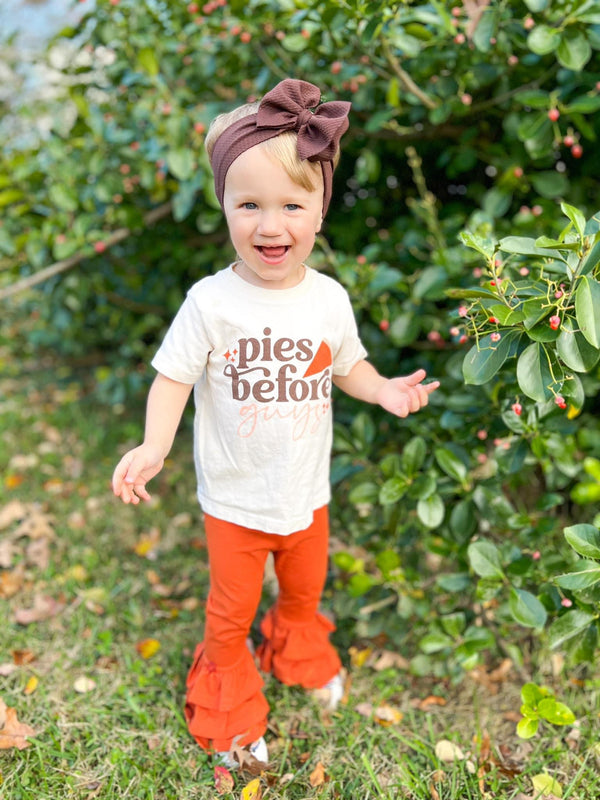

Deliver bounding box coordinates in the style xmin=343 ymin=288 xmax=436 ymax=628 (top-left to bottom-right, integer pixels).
xmin=151 ymin=265 xmax=367 ymax=534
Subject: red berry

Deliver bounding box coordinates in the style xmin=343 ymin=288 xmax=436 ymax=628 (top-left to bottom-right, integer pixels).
xmin=548 ymin=108 xmax=560 ymax=121
xmin=512 ymin=403 xmax=522 ymax=416
xmin=513 ymin=166 xmax=523 ymax=178
xmin=549 ymin=315 xmax=561 ymax=330
xmin=240 ymin=31 xmax=251 ymax=42
xmin=194 ymin=122 xmax=206 ymax=134
xmin=331 ymin=61 xmax=342 ymax=75
xmin=571 ymin=143 xmax=583 ymax=158
xmin=187 ymin=2 xmax=199 ymax=11
xmin=379 ymin=319 xmax=390 ymax=332
xmin=94 ymin=241 xmax=107 ymax=254
xmin=563 ymin=135 xmax=574 ymax=147
xmin=488 ymin=316 xmax=499 ymax=324
xmin=491 ymin=332 xmax=501 ymax=342
xmin=555 ymin=395 xmax=566 ymax=409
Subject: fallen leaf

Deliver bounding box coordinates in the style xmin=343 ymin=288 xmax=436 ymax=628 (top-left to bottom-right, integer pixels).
xmin=133 ymin=527 xmax=161 ymax=559
xmin=135 ymin=638 xmax=161 ymax=659
xmin=435 ymin=739 xmax=466 ymax=762
xmin=355 ymin=701 xmax=373 ymax=717
xmin=371 ymin=649 xmax=410 ymax=671
xmin=214 ymin=765 xmax=235 ymax=795
xmin=0 ymin=664 xmax=17 ymax=676
xmin=26 ymin=538 xmax=50 ymax=569
xmin=4 ymin=474 xmax=25 ymax=489
xmin=309 ymin=761 xmax=327 ymax=787
xmin=531 ymin=772 xmax=563 ymax=797
xmin=23 ymin=676 xmax=38 ymax=696
xmin=374 ymin=704 xmax=403 ymax=727
xmin=73 ymin=676 xmax=97 ymax=694
xmin=414 ymin=695 xmax=447 ymax=711
xmin=0 ymin=538 xmax=14 ymax=568
xmin=13 ymin=510 xmax=55 ymax=540
xmin=0 ymin=564 xmax=25 ymax=598
xmin=0 ymin=500 xmax=28 ymax=529
xmin=348 ymin=645 xmax=373 ymax=668
xmin=241 ymin=777 xmax=262 ymax=800
xmin=0 ymin=698 xmax=36 ymax=749
xmin=14 ymin=594 xmax=65 ymax=625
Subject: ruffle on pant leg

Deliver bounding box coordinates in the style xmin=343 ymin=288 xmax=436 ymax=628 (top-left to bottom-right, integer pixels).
xmin=257 ymin=607 xmax=342 ymax=689
xmin=184 ymin=643 xmax=269 ymax=752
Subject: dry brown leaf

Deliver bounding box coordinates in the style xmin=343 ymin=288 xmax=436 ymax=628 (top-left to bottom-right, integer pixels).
xmin=371 ymin=649 xmax=410 ymax=671
xmin=74 ymin=676 xmax=97 ymax=694
xmin=309 ymin=761 xmax=327 ymax=787
xmin=0 ymin=698 xmax=36 ymax=750
xmin=26 ymin=538 xmax=50 ymax=569
xmin=414 ymin=695 xmax=447 ymax=711
xmin=0 ymin=500 xmax=28 ymax=529
xmin=355 ymin=701 xmax=373 ymax=718
xmin=0 ymin=564 xmax=25 ymax=598
xmin=435 ymin=739 xmax=466 ymax=762
xmin=0 ymin=539 xmax=15 ymax=568
xmin=374 ymin=704 xmax=403 ymax=727
xmin=469 ymin=658 xmax=512 ymax=694
xmin=14 ymin=594 xmax=65 ymax=625
xmin=0 ymin=664 xmax=17 ymax=677
xmin=13 ymin=510 xmax=55 ymax=540
xmin=12 ymin=650 xmax=36 ymax=666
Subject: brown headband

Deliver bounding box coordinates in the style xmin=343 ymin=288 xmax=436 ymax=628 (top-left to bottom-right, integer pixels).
xmin=210 ymin=79 xmax=351 ymax=216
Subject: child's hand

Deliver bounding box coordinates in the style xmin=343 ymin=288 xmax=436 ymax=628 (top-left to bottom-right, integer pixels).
xmin=375 ymin=369 xmax=439 ymax=418
xmin=112 ymin=444 xmax=165 ymax=505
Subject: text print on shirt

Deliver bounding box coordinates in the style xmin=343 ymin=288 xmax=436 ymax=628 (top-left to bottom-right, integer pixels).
xmin=222 ymin=326 xmax=333 ymax=440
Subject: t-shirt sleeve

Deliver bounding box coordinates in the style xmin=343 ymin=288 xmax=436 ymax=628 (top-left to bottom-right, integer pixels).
xmin=151 ymin=291 xmax=211 ymax=384
xmin=331 ymin=285 xmax=368 ymax=377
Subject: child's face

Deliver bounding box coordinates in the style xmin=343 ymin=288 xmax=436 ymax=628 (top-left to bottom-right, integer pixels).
xmin=223 ymin=143 xmax=323 ymax=290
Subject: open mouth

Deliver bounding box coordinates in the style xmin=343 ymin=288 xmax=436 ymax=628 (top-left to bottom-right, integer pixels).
xmin=255 ymin=245 xmax=290 ymax=261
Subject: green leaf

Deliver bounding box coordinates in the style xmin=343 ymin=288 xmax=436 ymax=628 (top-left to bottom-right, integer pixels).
xmin=348 ymin=481 xmax=379 ymax=506
xmin=463 ymin=331 xmax=519 ymax=385
xmin=557 ymin=30 xmax=592 ymax=71
xmin=434 ymin=447 xmax=468 ymax=483
xmin=517 ymin=716 xmax=539 ymax=739
xmin=419 ymin=631 xmax=454 ymax=653
xmin=560 ymin=202 xmax=586 ymax=239
xmin=446 ymin=287 xmax=501 ymax=301
xmin=516 ymin=342 xmax=560 ymax=402
xmin=136 ymin=47 xmax=159 ymax=76
xmin=402 ymin=436 xmax=427 ymax=475
xmin=538 ymin=698 xmax=576 ymax=726
xmin=565 ymin=95 xmax=600 ymax=114
xmin=521 ymin=682 xmax=549 ymax=706
xmin=417 ymin=494 xmax=444 ymax=528
xmin=499 ymin=236 xmax=568 ymax=262
xmin=48 ymin=184 xmax=78 ymax=213
xmin=379 ymin=476 xmax=409 ymax=505
xmin=531 ymin=171 xmax=569 ymax=199
xmin=468 ymin=540 xmax=504 ymax=580
xmin=509 ymin=588 xmax=548 ymax=629
xmin=548 ymin=610 xmax=597 ymax=650
xmin=575 ymin=276 xmax=600 ymax=347
xmin=527 ymin=25 xmax=560 ymax=55
xmin=282 ymin=33 xmax=309 ymax=52
xmin=166 ymin=149 xmax=195 ymax=181
xmin=389 ymin=312 xmax=419 ymax=347
xmin=555 ymin=563 xmax=600 ymax=590
xmin=524 ymin=0 xmax=548 ymax=11
xmin=531 ymin=773 xmax=563 ymax=798
xmin=557 ymin=317 xmax=600 ymax=372
xmin=564 ymin=523 xmax=600 ymax=559
xmin=458 ymin=231 xmax=495 ymax=260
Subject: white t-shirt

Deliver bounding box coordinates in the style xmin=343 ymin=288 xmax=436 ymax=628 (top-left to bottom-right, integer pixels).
xmin=151 ymin=265 xmax=367 ymax=534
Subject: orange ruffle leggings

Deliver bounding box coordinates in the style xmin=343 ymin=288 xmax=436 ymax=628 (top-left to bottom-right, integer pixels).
xmin=184 ymin=505 xmax=341 ymax=752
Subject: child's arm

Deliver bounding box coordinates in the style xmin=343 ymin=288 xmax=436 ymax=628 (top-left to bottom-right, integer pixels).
xmin=112 ymin=372 xmax=194 ymax=504
xmin=333 ymin=361 xmax=439 ymax=418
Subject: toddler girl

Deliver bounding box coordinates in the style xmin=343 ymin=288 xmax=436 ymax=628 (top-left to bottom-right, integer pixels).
xmin=112 ymin=78 xmax=438 ymax=767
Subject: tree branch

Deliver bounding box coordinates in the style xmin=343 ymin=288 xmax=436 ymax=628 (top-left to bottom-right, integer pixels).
xmin=381 ymin=40 xmax=438 ymax=110
xmin=0 ymin=201 xmax=173 ymax=301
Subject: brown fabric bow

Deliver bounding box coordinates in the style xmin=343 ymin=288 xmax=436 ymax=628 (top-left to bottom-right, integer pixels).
xmin=210 ymin=79 xmax=351 ymax=215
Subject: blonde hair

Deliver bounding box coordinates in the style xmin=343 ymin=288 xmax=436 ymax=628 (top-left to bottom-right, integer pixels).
xmin=206 ymin=101 xmax=339 ymax=193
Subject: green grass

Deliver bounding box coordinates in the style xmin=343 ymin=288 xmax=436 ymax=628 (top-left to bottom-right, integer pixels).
xmin=1 ymin=342 xmax=600 ymax=798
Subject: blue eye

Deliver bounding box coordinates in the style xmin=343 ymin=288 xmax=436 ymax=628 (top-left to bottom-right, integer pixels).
xmin=243 ymin=202 xmax=257 ymax=210
xmin=285 ymin=203 xmax=300 ymax=211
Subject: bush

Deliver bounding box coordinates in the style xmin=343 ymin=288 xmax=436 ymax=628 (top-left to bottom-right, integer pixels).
xmin=2 ymin=0 xmax=599 ymax=675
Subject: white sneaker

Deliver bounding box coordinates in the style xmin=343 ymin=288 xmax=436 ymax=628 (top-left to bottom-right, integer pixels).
xmin=216 ymin=736 xmax=269 ymax=769
xmin=313 ymin=669 xmax=345 ymax=711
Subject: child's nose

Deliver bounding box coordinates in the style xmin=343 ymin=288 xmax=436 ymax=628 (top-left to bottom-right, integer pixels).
xmin=257 ymin=210 xmax=282 ymax=236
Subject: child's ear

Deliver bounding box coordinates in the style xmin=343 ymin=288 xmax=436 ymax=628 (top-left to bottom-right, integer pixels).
xmin=316 ymin=216 xmax=323 ymax=233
